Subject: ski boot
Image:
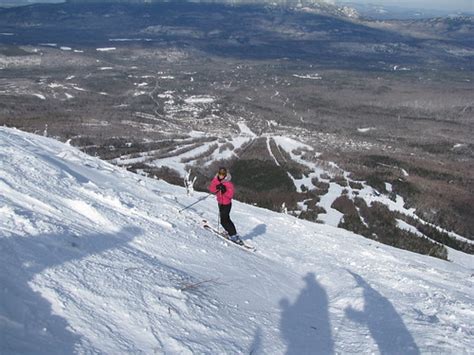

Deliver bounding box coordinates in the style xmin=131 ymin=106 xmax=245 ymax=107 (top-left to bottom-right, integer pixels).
xmin=229 ymin=234 xmax=244 ymax=246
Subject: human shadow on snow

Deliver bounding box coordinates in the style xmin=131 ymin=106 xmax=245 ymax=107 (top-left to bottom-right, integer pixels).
xmin=243 ymin=224 xmax=266 ymax=241
xmin=345 ymin=270 xmax=420 ymax=355
xmin=0 ymin=226 xmax=142 ymax=354
xmin=248 ymin=326 xmax=263 ymax=355
xmin=279 ymin=272 xmax=334 ymax=355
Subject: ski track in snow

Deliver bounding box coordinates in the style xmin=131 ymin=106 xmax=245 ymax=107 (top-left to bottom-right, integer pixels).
xmin=266 ymin=137 xmax=280 ymax=166
xmin=1 ymin=127 xmax=473 ymax=354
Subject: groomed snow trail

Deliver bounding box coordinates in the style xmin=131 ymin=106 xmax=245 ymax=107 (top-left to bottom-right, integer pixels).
xmin=1 ymin=127 xmax=473 ymax=354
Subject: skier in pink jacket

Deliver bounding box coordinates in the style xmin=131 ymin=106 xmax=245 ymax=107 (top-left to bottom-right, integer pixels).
xmin=208 ymin=167 xmax=243 ymax=245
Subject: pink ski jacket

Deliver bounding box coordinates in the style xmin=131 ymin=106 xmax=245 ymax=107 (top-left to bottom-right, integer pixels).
xmin=209 ymin=174 xmax=234 ymax=205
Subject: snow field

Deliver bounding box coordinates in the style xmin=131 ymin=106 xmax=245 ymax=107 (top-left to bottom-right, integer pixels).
xmin=0 ymin=127 xmax=473 ymax=354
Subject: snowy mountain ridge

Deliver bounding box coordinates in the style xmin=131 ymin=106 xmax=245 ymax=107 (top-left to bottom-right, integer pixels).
xmin=1 ymin=126 xmax=473 ymax=354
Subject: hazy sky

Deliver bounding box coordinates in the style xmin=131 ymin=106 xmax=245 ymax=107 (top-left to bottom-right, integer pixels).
xmin=337 ymin=0 xmax=473 ymax=12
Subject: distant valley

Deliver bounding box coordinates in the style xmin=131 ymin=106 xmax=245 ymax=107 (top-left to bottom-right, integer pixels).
xmin=0 ymin=1 xmax=473 ymax=257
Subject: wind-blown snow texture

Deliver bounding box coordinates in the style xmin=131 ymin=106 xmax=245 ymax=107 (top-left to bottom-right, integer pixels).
xmin=1 ymin=127 xmax=473 ymax=354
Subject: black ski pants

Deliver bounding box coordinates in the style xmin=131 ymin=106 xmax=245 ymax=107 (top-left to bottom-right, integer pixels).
xmin=219 ymin=203 xmax=237 ymax=236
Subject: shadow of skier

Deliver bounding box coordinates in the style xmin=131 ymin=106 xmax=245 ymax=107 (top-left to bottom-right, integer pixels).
xmin=244 ymin=224 xmax=266 ymax=241
xmin=0 ymin=226 xmax=142 ymax=354
xmin=279 ymin=272 xmax=334 ymax=355
xmin=248 ymin=326 xmax=263 ymax=355
xmin=345 ymin=270 xmax=420 ymax=355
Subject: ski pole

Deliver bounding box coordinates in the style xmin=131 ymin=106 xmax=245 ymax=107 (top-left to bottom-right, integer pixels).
xmin=217 ymin=203 xmax=221 ymax=235
xmin=178 ymin=193 xmax=213 ymax=213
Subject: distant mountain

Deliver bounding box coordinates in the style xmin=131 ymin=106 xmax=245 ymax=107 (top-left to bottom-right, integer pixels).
xmin=64 ymin=0 xmax=335 ymax=4
xmin=63 ymin=0 xmax=359 ymax=17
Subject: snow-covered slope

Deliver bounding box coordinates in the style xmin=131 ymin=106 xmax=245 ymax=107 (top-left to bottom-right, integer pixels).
xmin=1 ymin=127 xmax=472 ymax=354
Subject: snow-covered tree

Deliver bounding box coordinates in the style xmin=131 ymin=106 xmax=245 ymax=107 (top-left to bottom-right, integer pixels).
xmin=184 ymin=170 xmax=197 ymax=196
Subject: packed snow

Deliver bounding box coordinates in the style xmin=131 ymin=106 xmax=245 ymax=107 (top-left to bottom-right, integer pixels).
xmin=357 ymin=127 xmax=376 ymax=133
xmin=237 ymin=121 xmax=257 ymax=138
xmin=96 ymin=47 xmax=116 ymax=52
xmin=109 ymin=38 xmax=152 ymax=42
xmin=293 ymin=73 xmax=322 ymax=80
xmin=184 ymin=96 xmax=215 ymax=104
xmin=1 ymin=127 xmax=473 ymax=354
xmin=32 ymin=93 xmax=46 ymax=100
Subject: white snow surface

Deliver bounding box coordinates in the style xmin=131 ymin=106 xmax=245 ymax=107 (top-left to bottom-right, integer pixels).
xmin=96 ymin=47 xmax=116 ymax=52
xmin=1 ymin=127 xmax=473 ymax=354
xmin=184 ymin=96 xmax=215 ymax=104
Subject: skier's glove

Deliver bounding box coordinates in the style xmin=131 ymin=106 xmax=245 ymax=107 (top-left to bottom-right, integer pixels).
xmin=216 ymin=184 xmax=227 ymax=193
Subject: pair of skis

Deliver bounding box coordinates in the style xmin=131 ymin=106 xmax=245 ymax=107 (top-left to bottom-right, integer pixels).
xmin=202 ymin=220 xmax=256 ymax=252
